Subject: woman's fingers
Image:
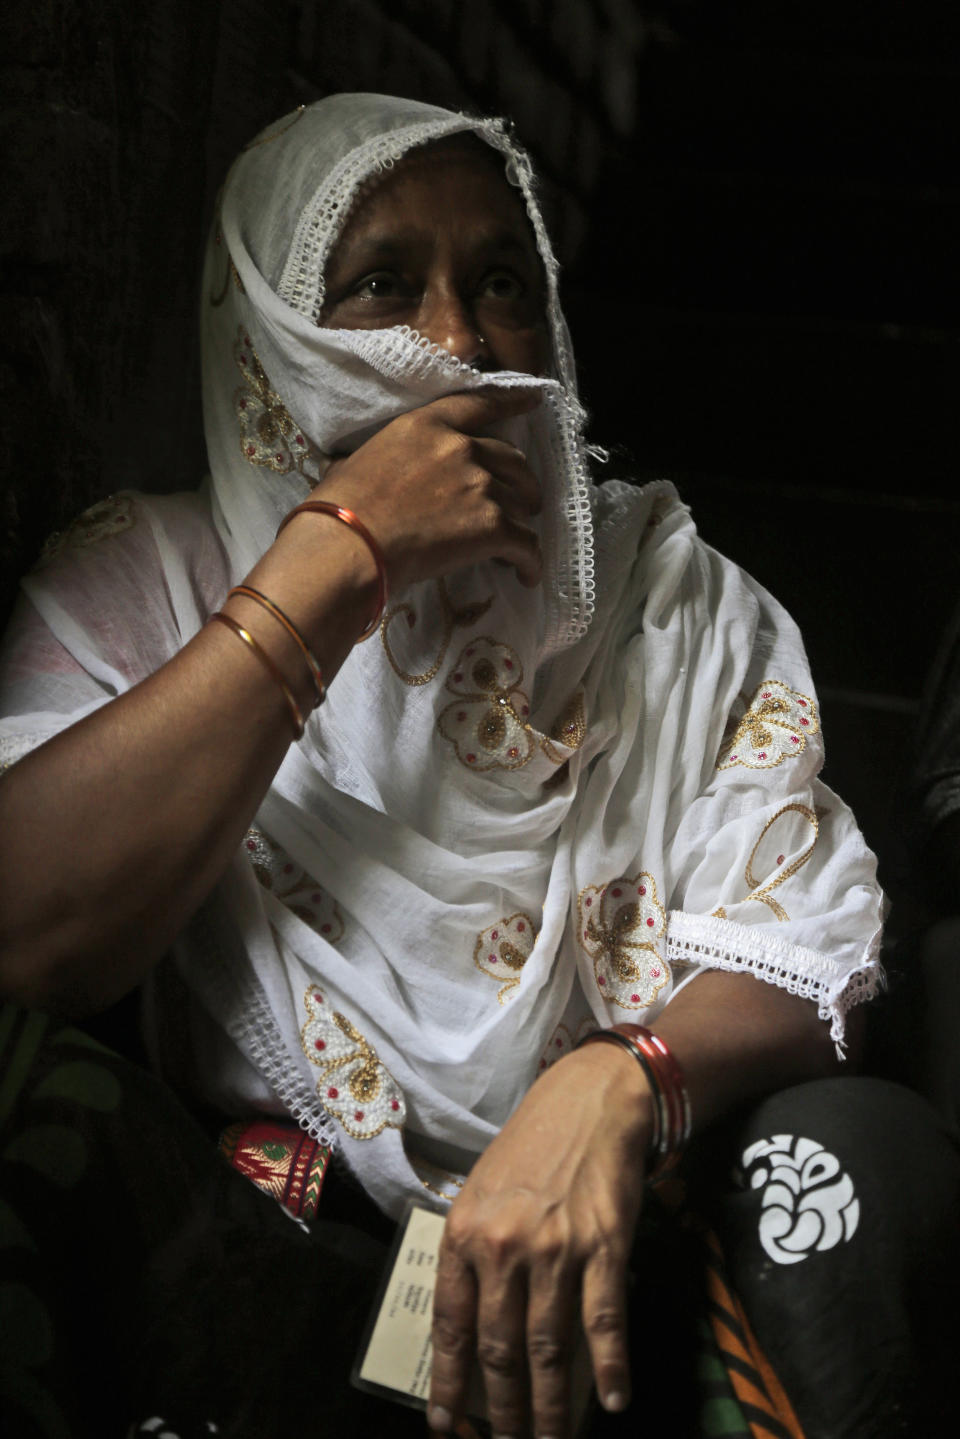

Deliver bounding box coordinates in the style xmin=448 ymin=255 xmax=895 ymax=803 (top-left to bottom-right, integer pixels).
xmin=426 ymin=1047 xmax=651 ymax=1436
xmin=431 ymin=384 xmax=542 ymax=437
xmin=525 ymin=1251 xmax=579 ymax=1439
xmin=475 ymin=438 xmax=541 ymax=516
xmin=304 ymin=385 xmax=546 ymax=591
xmin=431 ymin=1204 xmax=595 ymax=1439
xmin=429 ymin=1237 xmax=479 ymax=1434
xmin=475 ymin=1262 xmax=530 ymax=1437
xmin=493 ymin=516 xmax=542 ymax=589
xmin=580 ymin=1242 xmax=632 ymax=1416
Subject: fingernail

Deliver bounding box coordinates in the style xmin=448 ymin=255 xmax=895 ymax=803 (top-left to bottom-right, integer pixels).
xmin=428 ymin=1407 xmax=453 ymax=1432
xmin=603 ymin=1391 xmax=629 ymax=1412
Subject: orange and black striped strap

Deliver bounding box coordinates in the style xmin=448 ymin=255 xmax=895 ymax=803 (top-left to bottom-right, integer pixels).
xmin=704 ymin=1229 xmax=807 ymax=1439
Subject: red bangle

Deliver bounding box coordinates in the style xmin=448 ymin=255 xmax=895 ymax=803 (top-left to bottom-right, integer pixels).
xmin=276 ymin=500 xmax=387 ymax=642
xmin=645 ymin=1031 xmax=692 ymax=1149
xmin=614 ymin=1024 xmax=691 ymax=1176
xmin=625 ymin=1031 xmax=685 ymax=1175
xmin=577 ymin=1023 xmax=691 ymax=1183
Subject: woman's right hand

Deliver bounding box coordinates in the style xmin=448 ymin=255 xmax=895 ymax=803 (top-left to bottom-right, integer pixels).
xmin=293 ymin=386 xmax=545 ymax=592
xmin=0 ymin=391 xmax=543 ymax=1007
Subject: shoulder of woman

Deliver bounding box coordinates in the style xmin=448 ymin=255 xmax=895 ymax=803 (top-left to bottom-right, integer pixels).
xmin=26 ymin=487 xmax=226 ymax=598
xmin=16 ymin=488 xmax=226 ymax=688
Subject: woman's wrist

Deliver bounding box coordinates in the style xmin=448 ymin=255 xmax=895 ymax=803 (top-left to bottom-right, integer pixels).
xmin=277 ymin=500 xmax=388 ymax=640
xmin=565 ymin=1039 xmax=659 ymax=1164
xmin=219 ymin=588 xmax=315 ymax=723
xmin=574 ymin=1025 xmax=691 ymax=1181
xmin=238 ymin=516 xmax=382 ymax=681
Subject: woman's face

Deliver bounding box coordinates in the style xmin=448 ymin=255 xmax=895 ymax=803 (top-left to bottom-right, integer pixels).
xmin=320 ymin=138 xmax=550 ymax=376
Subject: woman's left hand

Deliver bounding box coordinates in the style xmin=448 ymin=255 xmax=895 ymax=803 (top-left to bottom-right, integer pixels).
xmin=428 ymin=1041 xmax=654 ymax=1438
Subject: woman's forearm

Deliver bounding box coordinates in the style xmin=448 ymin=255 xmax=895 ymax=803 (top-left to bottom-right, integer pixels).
xmin=650 ymin=969 xmax=859 ymax=1131
xmin=0 ymin=521 xmax=378 ymax=1016
xmin=0 ymin=386 xmax=544 ymax=1015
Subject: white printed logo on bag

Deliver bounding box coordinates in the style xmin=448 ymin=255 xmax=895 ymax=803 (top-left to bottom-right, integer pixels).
xmin=738 ymin=1134 xmax=860 ymax=1265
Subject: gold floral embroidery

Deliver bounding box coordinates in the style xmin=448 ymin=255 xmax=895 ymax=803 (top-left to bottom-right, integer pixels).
xmin=474 ymin=913 xmax=537 ymax=1004
xmin=541 ymin=690 xmax=587 ymax=763
xmin=711 ymin=803 xmax=819 ymax=922
xmin=537 ymin=1018 xmax=598 ymax=1074
xmin=381 ymin=577 xmax=494 ymax=687
xmin=300 ymin=986 xmax=405 ymax=1140
xmin=244 ymin=827 xmax=344 ymax=942
xmin=438 ymin=641 xmax=588 ymax=773
xmin=410 ymin=1154 xmax=465 ymax=1202
xmin=234 ymin=329 xmax=313 ymax=475
xmin=717 ymin=681 xmax=819 ymax=771
xmin=578 ymin=873 xmax=670 ymax=1010
xmin=438 ymin=638 xmax=536 ymax=770
xmin=33 ymin=494 xmax=135 ymax=570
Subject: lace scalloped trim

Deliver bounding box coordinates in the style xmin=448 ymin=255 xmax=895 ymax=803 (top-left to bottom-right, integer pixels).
xmin=542 ymin=385 xmax=595 ymax=650
xmin=666 ymin=908 xmax=883 ymax=1057
xmin=190 ymin=905 xmax=341 ymax=1153
xmin=278 ymin=116 xmax=470 ymax=321
xmin=335 ymin=325 xmax=595 ymax=652
xmin=345 ymin=322 xmax=481 ymax=383
xmin=274 ymin=113 xmax=575 ymax=395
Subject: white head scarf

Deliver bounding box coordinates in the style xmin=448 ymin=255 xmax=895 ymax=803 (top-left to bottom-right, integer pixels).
xmin=2 ymin=94 xmax=883 ymax=1218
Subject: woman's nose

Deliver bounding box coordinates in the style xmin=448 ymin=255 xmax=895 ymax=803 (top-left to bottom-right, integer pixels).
xmin=418 ymin=290 xmax=490 ymax=369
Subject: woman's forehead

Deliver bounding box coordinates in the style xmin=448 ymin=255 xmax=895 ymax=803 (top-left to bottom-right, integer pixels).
xmin=327 ymin=136 xmax=536 ymax=263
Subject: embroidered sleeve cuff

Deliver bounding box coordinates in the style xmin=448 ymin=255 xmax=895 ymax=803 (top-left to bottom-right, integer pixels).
xmin=665 ymin=909 xmax=883 ymax=1055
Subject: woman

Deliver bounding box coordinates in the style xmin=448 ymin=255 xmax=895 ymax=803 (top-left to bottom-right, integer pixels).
xmin=0 ymin=94 xmax=950 ymax=1439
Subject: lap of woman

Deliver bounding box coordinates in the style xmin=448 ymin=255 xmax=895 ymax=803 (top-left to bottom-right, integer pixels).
xmin=2 ymin=1005 xmax=956 ymax=1439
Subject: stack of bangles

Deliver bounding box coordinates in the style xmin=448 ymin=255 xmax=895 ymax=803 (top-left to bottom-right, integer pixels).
xmin=575 ymin=1024 xmax=692 ymax=1183
xmin=208 ymin=502 xmax=388 ymax=741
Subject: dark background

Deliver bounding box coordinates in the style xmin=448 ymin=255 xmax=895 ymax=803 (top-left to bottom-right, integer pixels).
xmin=2 ymin=0 xmax=958 ymax=929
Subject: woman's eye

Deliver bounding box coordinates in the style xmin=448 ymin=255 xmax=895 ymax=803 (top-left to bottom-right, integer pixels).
xmin=352 ymin=272 xmax=404 ymax=300
xmin=479 ymin=269 xmax=524 ymax=302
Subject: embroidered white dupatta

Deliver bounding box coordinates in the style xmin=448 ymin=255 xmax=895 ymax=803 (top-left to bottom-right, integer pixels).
xmin=0 ymin=95 xmax=883 ymax=1218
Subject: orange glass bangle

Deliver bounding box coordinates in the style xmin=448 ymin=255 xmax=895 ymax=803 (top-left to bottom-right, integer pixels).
xmin=620 ymin=1029 xmax=685 ymax=1177
xmin=576 ymin=1022 xmax=691 ymax=1183
xmin=642 ymin=1030 xmax=692 ymax=1149
xmin=228 ymin=585 xmax=325 ymax=708
xmin=210 ymin=611 xmax=305 ymax=739
xmin=276 ymin=500 xmax=387 ymax=642
xmin=613 ymin=1023 xmax=691 ymax=1173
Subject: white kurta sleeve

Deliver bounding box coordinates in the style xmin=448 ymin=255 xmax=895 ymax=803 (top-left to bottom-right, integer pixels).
xmin=574 ymin=493 xmax=883 ymax=1054
xmin=661 ymin=550 xmax=884 ymax=1050
xmin=0 ymin=489 xmax=230 ymax=771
